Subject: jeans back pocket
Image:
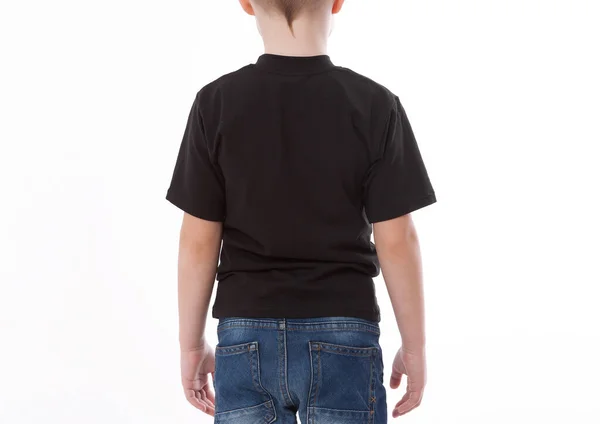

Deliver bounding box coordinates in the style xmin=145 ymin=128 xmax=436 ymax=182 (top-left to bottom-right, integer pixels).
xmin=214 ymin=341 xmax=276 ymax=423
xmin=307 ymin=341 xmax=379 ymax=423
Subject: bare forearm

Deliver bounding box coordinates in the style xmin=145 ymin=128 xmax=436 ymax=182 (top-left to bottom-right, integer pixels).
xmin=376 ymin=223 xmax=426 ymax=352
xmin=177 ymin=214 xmax=222 ymax=352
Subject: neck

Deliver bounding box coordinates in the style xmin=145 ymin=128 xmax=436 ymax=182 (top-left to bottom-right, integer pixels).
xmin=261 ymin=16 xmax=329 ymax=57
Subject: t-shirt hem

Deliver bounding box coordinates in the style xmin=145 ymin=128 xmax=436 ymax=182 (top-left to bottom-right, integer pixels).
xmin=212 ymin=306 xmax=381 ymax=323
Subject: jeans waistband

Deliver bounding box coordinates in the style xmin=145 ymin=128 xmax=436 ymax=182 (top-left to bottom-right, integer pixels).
xmin=216 ymin=316 xmax=380 ymax=335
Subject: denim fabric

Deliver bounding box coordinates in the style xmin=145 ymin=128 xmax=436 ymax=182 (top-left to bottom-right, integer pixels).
xmin=213 ymin=316 xmax=387 ymax=424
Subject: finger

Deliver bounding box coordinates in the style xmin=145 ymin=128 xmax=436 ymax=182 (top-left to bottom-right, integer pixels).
xmin=389 ymin=369 xmax=403 ymax=389
xmin=195 ymin=390 xmax=215 ymax=416
xmin=199 ymin=388 xmax=215 ymax=409
xmin=405 ymin=376 xmax=425 ymax=397
xmin=198 ymin=390 xmax=216 ymax=416
xmin=202 ymin=385 xmax=216 ymax=406
xmin=185 ymin=389 xmax=206 ymax=412
xmin=209 ymin=372 xmax=217 ymax=404
xmin=393 ymin=391 xmax=423 ymax=417
xmin=186 ymin=390 xmax=216 ymax=416
xmin=394 ymin=391 xmax=410 ymax=409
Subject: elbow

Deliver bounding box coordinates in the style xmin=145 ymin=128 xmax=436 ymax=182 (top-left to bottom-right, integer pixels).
xmin=373 ymin=214 xmax=420 ymax=258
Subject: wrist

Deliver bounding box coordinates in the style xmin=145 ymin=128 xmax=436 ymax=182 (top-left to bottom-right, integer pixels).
xmin=179 ymin=336 xmax=208 ymax=353
xmin=401 ymin=344 xmax=426 ymax=355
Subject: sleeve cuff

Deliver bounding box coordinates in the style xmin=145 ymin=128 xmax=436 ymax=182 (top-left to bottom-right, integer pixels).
xmin=367 ymin=192 xmax=437 ymax=223
xmin=165 ymin=188 xmax=225 ymax=222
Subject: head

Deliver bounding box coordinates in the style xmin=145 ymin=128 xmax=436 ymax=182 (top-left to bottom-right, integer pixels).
xmin=239 ymin=0 xmax=344 ymax=37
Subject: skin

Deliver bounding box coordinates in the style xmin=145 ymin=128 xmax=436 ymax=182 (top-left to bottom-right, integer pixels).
xmin=178 ymin=213 xmax=221 ymax=416
xmin=177 ymin=0 xmax=426 ymax=418
xmin=374 ymin=214 xmax=427 ymax=417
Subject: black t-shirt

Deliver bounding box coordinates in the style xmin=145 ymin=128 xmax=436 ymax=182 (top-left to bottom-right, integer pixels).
xmin=166 ymin=54 xmax=436 ymax=323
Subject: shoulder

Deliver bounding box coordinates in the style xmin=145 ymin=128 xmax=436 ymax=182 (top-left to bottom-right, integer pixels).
xmin=330 ymin=66 xmax=403 ymax=136
xmin=194 ymin=64 xmax=255 ymax=106
xmin=331 ymin=66 xmax=398 ymax=110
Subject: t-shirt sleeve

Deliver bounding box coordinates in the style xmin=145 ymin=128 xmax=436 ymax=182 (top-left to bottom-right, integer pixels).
xmin=165 ymin=93 xmax=226 ymax=222
xmin=363 ymin=96 xmax=436 ymax=223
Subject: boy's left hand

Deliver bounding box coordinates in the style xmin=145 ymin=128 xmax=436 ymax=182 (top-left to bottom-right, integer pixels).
xmin=180 ymin=340 xmax=216 ymax=416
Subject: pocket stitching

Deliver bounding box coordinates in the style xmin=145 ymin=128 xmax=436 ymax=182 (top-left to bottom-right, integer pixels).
xmin=214 ymin=341 xmax=276 ymax=422
xmin=252 ymin=342 xmax=277 ymax=423
xmin=310 ymin=341 xmax=378 ymax=356
xmin=215 ymin=341 xmax=256 ymax=355
xmin=214 ymin=399 xmax=274 ymax=421
xmin=368 ymin=346 xmax=376 ymax=423
xmin=309 ymin=406 xmax=372 ymax=417
xmin=307 ymin=340 xmax=376 ymax=417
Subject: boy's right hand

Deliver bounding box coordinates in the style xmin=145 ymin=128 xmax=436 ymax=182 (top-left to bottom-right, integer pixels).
xmin=390 ymin=346 xmax=427 ymax=417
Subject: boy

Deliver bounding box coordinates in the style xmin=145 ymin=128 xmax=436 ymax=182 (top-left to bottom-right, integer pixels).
xmin=166 ymin=0 xmax=436 ymax=422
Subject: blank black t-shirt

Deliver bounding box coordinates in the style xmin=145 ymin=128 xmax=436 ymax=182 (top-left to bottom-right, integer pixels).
xmin=166 ymin=54 xmax=436 ymax=323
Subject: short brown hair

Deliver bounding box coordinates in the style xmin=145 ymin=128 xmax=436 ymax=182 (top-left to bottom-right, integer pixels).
xmin=254 ymin=0 xmax=328 ymax=31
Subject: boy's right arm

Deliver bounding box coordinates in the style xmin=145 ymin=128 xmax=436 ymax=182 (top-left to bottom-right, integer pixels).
xmin=374 ymin=213 xmax=427 ymax=418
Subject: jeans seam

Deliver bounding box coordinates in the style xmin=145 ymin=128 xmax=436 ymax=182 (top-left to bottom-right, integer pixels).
xmin=277 ymin=325 xmax=294 ymax=408
xmin=218 ymin=322 xmax=380 ymax=334
xmin=288 ymin=327 xmax=380 ymax=335
xmin=368 ymin=350 xmax=376 ymax=423
xmin=317 ymin=342 xmax=378 ymax=356
xmin=214 ymin=399 xmax=273 ymax=419
xmin=315 ymin=344 xmax=321 ymax=408
xmin=307 ymin=342 xmax=316 ymax=424
xmin=282 ymin=324 xmax=294 ymax=406
xmin=217 ymin=325 xmax=380 ymax=336
xmin=252 ymin=342 xmax=277 ymax=423
xmin=217 ymin=325 xmax=278 ymax=333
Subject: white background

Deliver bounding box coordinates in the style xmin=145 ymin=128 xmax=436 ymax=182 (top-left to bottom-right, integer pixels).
xmin=1 ymin=0 xmax=599 ymax=423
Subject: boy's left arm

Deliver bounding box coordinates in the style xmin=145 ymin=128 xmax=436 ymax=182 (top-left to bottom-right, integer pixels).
xmin=177 ymin=211 xmax=222 ymax=416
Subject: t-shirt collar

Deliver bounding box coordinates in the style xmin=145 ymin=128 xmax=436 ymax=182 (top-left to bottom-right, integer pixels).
xmin=255 ymin=53 xmax=336 ymax=75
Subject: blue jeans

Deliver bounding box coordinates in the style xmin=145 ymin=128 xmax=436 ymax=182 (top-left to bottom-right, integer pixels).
xmin=213 ymin=316 xmax=387 ymax=423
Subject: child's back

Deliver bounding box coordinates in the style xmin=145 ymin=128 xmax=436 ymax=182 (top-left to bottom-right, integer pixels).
xmin=167 ymin=54 xmax=435 ymax=322
xmin=167 ymin=1 xmax=435 ymax=422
